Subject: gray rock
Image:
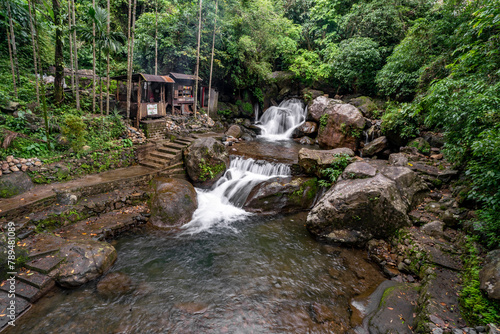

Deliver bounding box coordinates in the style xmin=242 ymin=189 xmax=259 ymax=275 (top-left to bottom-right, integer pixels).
xmin=183 ymin=137 xmax=229 ymax=188
xmin=476 ymin=326 xmax=486 ymax=333
xmin=294 ymin=136 xmax=315 ymax=145
xmin=408 ymin=137 xmax=431 ymax=155
xmin=479 ymin=250 xmax=500 ymax=300
xmin=362 ymin=136 xmax=388 ymax=157
xmin=317 ymin=103 xmax=365 ymax=150
xmin=380 ymin=166 xmax=429 ymax=209
xmin=306 ymin=174 xmax=410 ymax=246
xmin=149 ymin=177 xmax=198 ymax=229
xmin=296 ymin=121 xmax=318 ymax=136
xmin=349 ymin=96 xmax=378 ymax=118
xmin=225 ymin=124 xmax=242 ymax=138
xmin=57 ymin=240 xmax=117 ymax=288
xmin=421 ymin=220 xmax=445 ymax=238
xmin=452 ymin=329 xmax=463 ymax=334
xmin=307 ymin=96 xmax=343 ymax=122
xmin=342 ymin=162 xmax=377 ymax=179
xmin=298 ymin=147 xmax=354 ymax=178
xmin=0 ymin=172 xmax=34 ymax=198
xmin=389 ymin=153 xmax=409 ymax=166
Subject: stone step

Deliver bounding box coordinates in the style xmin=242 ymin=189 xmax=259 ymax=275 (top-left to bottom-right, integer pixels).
xmin=139 ymin=160 xmax=164 ymax=169
xmin=162 ymin=168 xmax=185 ymax=175
xmin=164 ymin=142 xmax=185 ymax=149
xmin=28 ymin=247 xmax=60 ymax=261
xmin=158 ymin=146 xmax=180 ymax=155
xmin=150 ymin=151 xmax=176 ymax=161
xmin=25 ymin=254 xmax=64 ymax=275
xmin=0 ymin=291 xmax=31 ymax=330
xmin=164 ymin=162 xmax=184 ymax=171
xmin=16 ymin=268 xmax=53 ymax=290
xmin=0 ymin=279 xmax=40 ymax=302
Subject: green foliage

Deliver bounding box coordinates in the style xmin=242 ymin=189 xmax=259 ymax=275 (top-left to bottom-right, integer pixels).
xmin=319 ymin=153 xmax=351 ymax=187
xmin=381 ymin=102 xmax=421 ymax=139
xmin=61 ymin=114 xmax=87 ymax=152
xmin=329 ymin=37 xmax=382 ymax=93
xmin=319 ymin=114 xmax=329 ymax=130
xmin=289 ymin=49 xmax=330 ymax=85
xmin=460 ymin=238 xmax=500 ymax=325
xmin=198 ymin=158 xmax=225 ymax=181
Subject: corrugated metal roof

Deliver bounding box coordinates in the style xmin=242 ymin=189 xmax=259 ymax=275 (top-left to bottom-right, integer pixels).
xmin=170 ymin=72 xmax=202 ymax=81
xmin=110 ymin=73 xmax=175 ymax=83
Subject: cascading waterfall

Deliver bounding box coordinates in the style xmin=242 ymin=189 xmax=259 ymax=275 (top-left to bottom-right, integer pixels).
xmin=183 ymin=156 xmax=291 ymax=234
xmin=257 ymin=99 xmax=307 ymax=140
xmin=254 ymin=103 xmax=260 ymax=123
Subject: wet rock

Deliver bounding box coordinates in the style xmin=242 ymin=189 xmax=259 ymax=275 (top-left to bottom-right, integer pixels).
xmin=421 ymin=220 xmax=445 ymax=238
xmin=57 ymin=240 xmax=117 ymax=288
xmin=97 ymin=272 xmax=135 ymax=297
xmin=174 ymin=302 xmax=208 ymax=314
xmin=225 ymin=124 xmax=242 ymax=139
xmin=342 ymin=162 xmax=377 ymax=179
xmin=296 ymin=121 xmax=318 ymax=137
xmin=244 ymin=176 xmax=319 ymax=215
xmin=294 ymin=136 xmax=315 ymax=145
xmin=149 ymin=177 xmax=198 ymax=228
xmin=298 ymin=147 xmax=354 ymax=178
xmin=307 ymin=174 xmax=411 ymax=246
xmin=362 ymin=136 xmax=388 ymax=157
xmin=488 ymin=324 xmax=500 ymax=334
xmin=307 ymin=96 xmax=343 ymax=122
xmin=388 ymin=153 xmax=409 ymax=166
xmin=310 ymin=302 xmax=336 ymax=323
xmin=408 ymin=137 xmax=431 ymax=156
xmin=0 ymin=171 xmax=34 ymax=198
xmin=183 ymin=137 xmax=229 ymax=188
xmin=349 ymin=96 xmax=378 ymax=118
xmin=316 ymin=102 xmax=365 ymax=150
xmin=479 ymin=250 xmax=500 ymax=300
xmin=368 ymin=283 xmax=419 ymax=334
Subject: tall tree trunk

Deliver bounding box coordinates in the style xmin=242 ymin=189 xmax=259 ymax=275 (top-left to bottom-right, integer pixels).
xmin=130 ymin=0 xmax=137 ymax=126
xmin=155 ymin=0 xmax=158 ymax=75
xmin=92 ymin=0 xmax=96 ymax=113
xmin=126 ymin=0 xmax=133 ymax=119
xmin=67 ymin=0 xmax=74 ymax=96
xmin=208 ymin=0 xmax=218 ymax=118
xmin=106 ymin=0 xmax=111 ymax=115
xmin=5 ymin=2 xmax=17 ymax=99
xmin=53 ymin=0 xmax=64 ymax=104
xmin=194 ymin=0 xmax=202 ymax=118
xmin=99 ymin=45 xmax=103 ymax=119
xmin=72 ymin=0 xmax=80 ymax=110
xmin=34 ymin=0 xmax=50 ymax=147
xmin=28 ymin=0 xmax=40 ymax=106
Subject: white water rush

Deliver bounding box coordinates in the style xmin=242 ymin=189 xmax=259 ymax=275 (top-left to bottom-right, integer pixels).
xmin=182 ymin=156 xmax=291 ymax=234
xmin=257 ymin=99 xmax=307 ymax=140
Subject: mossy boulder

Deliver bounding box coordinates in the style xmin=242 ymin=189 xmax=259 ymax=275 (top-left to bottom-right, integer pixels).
xmin=0 ymin=172 xmax=34 ymax=198
xmin=183 ymin=137 xmax=229 ymax=188
xmin=349 ymin=96 xmax=379 ymax=118
xmin=408 ymin=137 xmax=431 ymax=156
xmin=298 ymin=147 xmax=355 ymax=178
xmin=149 ymin=177 xmax=198 ymax=228
xmin=243 ymin=176 xmax=319 ymax=215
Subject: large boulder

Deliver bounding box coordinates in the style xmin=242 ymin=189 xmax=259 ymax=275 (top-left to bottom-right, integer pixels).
xmin=184 ymin=137 xmax=229 ymax=188
xmin=479 ymin=250 xmax=500 ymax=300
xmin=349 ymin=96 xmax=379 ymax=118
xmin=57 ymin=240 xmax=117 ymax=288
xmin=298 ymin=147 xmax=355 ymax=178
xmin=225 ymin=124 xmax=242 ymax=139
xmin=361 ymin=136 xmax=388 ymax=157
xmin=306 ymin=173 xmax=411 ymax=246
xmin=342 ymin=162 xmax=377 ymax=179
xmin=243 ymin=176 xmax=319 ymax=215
xmin=314 ymin=99 xmax=365 ymax=150
xmin=307 ymin=96 xmax=343 ymax=122
xmin=380 ymin=166 xmax=429 ymax=209
xmin=149 ymin=177 xmax=198 ymax=228
xmin=0 ymin=172 xmax=34 ymax=198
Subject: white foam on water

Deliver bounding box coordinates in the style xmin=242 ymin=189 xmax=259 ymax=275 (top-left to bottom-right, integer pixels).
xmin=258 ymin=99 xmax=307 ymax=141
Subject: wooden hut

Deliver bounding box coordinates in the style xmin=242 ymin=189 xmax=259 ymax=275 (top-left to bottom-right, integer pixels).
xmin=169 ymin=72 xmax=203 ymax=114
xmin=113 ymin=73 xmax=174 ymax=122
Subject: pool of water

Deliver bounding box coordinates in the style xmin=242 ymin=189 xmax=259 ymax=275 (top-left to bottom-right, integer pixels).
xmin=8 ymin=213 xmax=385 ymax=334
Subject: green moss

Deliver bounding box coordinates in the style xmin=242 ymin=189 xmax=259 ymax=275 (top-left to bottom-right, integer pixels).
xmin=319 ymin=114 xmax=329 ymax=131
xmin=199 ymin=158 xmax=226 ymax=181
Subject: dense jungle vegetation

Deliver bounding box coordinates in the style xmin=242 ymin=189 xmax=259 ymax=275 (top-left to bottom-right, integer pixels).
xmin=0 ymin=0 xmax=499 ymax=249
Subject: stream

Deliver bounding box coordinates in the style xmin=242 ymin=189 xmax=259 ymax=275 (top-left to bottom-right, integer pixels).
xmin=7 ymin=99 xmax=387 ymax=333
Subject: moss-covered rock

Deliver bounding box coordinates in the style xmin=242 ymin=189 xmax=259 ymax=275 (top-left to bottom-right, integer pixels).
xmin=349 ymin=96 xmax=379 ymax=118
xmin=0 ymin=172 xmax=34 ymax=198
xmin=408 ymin=137 xmax=431 ymax=156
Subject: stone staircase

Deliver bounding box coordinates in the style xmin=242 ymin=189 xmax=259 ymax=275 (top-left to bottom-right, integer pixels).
xmin=139 ymin=136 xmax=195 ymax=171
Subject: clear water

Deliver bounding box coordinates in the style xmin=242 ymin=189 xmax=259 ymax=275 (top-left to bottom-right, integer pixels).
xmin=8 ymin=214 xmax=384 ymax=334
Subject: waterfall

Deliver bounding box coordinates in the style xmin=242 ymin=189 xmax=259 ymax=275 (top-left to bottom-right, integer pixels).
xmin=254 ymin=103 xmax=260 ymax=123
xmin=258 ymin=99 xmax=307 ymax=140
xmin=182 ymin=156 xmax=291 ymax=233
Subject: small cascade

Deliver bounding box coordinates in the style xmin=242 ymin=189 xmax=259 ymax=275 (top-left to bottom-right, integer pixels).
xmin=258 ymin=99 xmax=307 ymax=140
xmin=254 ymin=103 xmax=260 ymax=123
xmin=183 ymin=156 xmax=291 ymax=233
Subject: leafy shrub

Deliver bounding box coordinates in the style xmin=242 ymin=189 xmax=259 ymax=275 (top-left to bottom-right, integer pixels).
xmin=318 ymin=154 xmax=351 ymax=187
xmin=61 ymin=114 xmax=87 ymax=152
xmin=381 ymin=102 xmax=421 ymax=139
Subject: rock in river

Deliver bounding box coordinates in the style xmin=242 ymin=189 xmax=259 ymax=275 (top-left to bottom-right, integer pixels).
xmin=298 ymin=147 xmax=355 ymax=178
xmin=149 ymin=177 xmax=198 ymax=229
xmin=57 ymin=240 xmax=117 ymax=288
xmin=184 ymin=137 xmax=229 ymax=188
